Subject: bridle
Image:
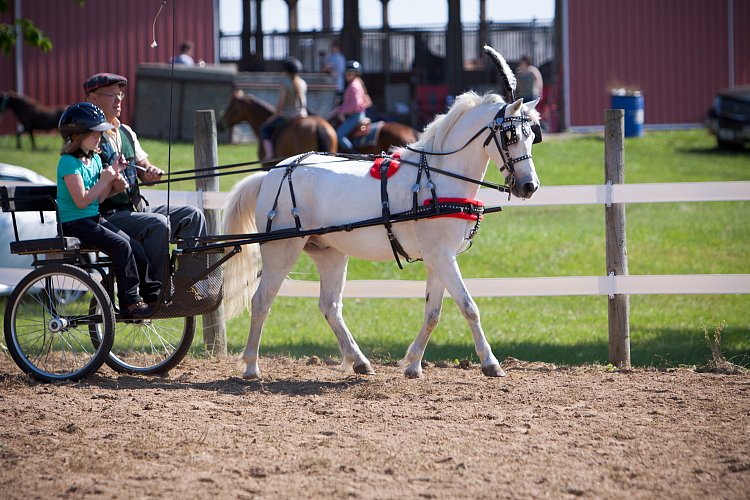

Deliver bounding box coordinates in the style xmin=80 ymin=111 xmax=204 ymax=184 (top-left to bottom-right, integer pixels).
xmin=405 ymin=103 xmax=542 ymax=194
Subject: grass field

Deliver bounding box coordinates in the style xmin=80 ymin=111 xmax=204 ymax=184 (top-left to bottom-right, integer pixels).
xmin=1 ymin=128 xmax=748 ymax=367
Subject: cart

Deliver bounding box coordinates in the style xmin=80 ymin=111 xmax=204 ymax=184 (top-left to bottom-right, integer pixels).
xmin=1 ymin=184 xmax=225 ymax=382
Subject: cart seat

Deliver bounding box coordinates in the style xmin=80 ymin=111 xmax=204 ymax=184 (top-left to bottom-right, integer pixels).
xmin=1 ymin=185 xmax=92 ymax=257
xmin=10 ymin=236 xmax=81 ymax=255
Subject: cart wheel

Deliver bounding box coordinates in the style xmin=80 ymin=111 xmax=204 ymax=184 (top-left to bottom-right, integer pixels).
xmin=3 ymin=264 xmax=115 ymax=382
xmin=101 ymin=313 xmax=195 ymax=375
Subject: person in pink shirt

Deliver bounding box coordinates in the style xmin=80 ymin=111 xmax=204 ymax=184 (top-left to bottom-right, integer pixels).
xmin=329 ymin=60 xmax=372 ymax=152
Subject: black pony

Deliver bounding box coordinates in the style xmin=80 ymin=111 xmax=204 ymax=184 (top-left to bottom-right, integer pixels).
xmin=0 ymin=91 xmax=66 ymax=149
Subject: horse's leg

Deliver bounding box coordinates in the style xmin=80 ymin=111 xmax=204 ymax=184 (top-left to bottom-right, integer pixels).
xmin=29 ymin=130 xmax=36 ymax=150
xmin=307 ymin=247 xmax=374 ymax=375
xmin=399 ymin=267 xmax=444 ymax=378
xmin=242 ymin=239 xmax=307 ymax=379
xmin=427 ymin=256 xmax=505 ymax=377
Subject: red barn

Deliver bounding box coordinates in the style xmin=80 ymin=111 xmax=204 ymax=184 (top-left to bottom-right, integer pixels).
xmin=0 ymin=0 xmax=216 ymax=135
xmin=562 ymin=0 xmax=750 ymax=129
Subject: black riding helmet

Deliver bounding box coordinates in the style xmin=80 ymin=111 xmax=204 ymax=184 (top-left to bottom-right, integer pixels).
xmin=283 ymin=57 xmax=303 ymax=75
xmin=345 ymin=60 xmax=361 ymax=73
xmin=58 ymin=102 xmax=113 ymax=141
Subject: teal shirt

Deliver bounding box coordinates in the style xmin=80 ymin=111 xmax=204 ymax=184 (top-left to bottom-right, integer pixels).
xmin=56 ymin=154 xmax=103 ymax=223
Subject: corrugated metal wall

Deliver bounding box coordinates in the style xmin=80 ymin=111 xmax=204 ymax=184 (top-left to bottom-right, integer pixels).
xmin=566 ymin=0 xmax=750 ymax=128
xmin=1 ymin=0 xmax=215 ymax=135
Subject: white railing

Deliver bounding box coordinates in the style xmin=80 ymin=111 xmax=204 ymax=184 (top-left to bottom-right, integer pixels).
xmin=140 ymin=181 xmax=750 ymax=298
xmin=3 ymin=181 xmax=749 ymax=298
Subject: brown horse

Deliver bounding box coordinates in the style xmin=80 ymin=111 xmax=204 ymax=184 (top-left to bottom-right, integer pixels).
xmin=219 ymin=89 xmax=338 ymax=160
xmin=331 ymin=116 xmax=419 ymax=155
xmin=0 ymin=91 xmax=66 ymax=149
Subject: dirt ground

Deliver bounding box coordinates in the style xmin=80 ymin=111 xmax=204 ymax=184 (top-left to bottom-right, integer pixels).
xmin=1 ymin=354 xmax=748 ymax=500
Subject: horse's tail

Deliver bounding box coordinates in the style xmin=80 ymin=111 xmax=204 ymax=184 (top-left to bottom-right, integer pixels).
xmin=316 ymin=119 xmax=337 ymax=152
xmin=222 ymin=172 xmax=265 ymax=318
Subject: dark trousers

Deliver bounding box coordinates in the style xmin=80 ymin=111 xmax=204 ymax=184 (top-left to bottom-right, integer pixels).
xmin=61 ymin=216 xmax=161 ymax=307
xmin=103 ymin=204 xmax=206 ymax=286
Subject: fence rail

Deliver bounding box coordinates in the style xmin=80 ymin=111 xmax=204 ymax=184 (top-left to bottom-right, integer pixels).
xmin=4 ymin=181 xmax=745 ymax=298
xmin=219 ymin=21 xmax=555 ymax=74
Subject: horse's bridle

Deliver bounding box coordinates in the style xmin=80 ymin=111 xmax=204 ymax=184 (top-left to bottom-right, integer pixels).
xmin=405 ymin=103 xmax=542 ymax=193
xmin=485 ymin=105 xmax=542 ymax=175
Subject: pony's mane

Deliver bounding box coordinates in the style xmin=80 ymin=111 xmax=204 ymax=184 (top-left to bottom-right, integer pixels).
xmin=5 ymin=91 xmax=40 ymax=105
xmin=2 ymin=91 xmax=61 ymax=112
xmin=245 ymin=93 xmax=276 ymax=114
xmin=411 ymin=92 xmax=502 ymax=151
xmin=409 ymin=91 xmax=539 ymax=152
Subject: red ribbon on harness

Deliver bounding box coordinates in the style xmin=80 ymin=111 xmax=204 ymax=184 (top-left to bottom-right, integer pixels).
xmin=369 ymin=151 xmax=401 ymax=179
xmin=423 ymin=198 xmax=484 ymax=221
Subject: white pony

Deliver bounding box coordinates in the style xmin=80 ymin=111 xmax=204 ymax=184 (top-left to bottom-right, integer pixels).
xmin=223 ymin=46 xmax=541 ymax=379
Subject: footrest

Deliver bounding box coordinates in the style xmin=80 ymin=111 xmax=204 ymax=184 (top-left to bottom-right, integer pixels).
xmin=10 ymin=237 xmax=81 ymax=255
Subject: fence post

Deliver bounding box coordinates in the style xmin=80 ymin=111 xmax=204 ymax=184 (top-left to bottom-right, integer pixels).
xmin=604 ymin=109 xmax=631 ymax=368
xmin=194 ymin=109 xmax=227 ymax=356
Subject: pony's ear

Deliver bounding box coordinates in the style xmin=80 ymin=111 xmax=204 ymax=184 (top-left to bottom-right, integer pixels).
xmin=524 ymin=98 xmax=541 ymax=112
xmin=509 ymin=98 xmax=524 ymax=115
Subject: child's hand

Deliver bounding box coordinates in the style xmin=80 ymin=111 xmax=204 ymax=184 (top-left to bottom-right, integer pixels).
xmin=101 ymin=166 xmax=117 ymax=182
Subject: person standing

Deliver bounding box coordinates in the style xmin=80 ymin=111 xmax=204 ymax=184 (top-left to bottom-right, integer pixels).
xmin=328 ymin=60 xmax=372 ymax=153
xmin=56 ymin=102 xmax=158 ymax=317
xmin=172 ymin=41 xmax=195 ymax=66
xmin=515 ymin=55 xmax=543 ymax=102
xmin=323 ymin=40 xmax=346 ymax=106
xmin=259 ymin=57 xmax=308 ymax=160
xmin=83 ymin=72 xmax=206 ymax=288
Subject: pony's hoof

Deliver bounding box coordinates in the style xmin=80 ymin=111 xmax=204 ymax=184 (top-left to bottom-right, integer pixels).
xmin=481 ymin=364 xmax=507 ymax=377
xmin=404 ymin=368 xmax=423 ymax=379
xmin=242 ymin=371 xmax=261 ymax=380
xmin=353 ymin=363 xmax=375 ymax=375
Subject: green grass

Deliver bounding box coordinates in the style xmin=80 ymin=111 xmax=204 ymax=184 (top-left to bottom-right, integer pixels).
xmin=1 ymin=129 xmax=748 ymax=367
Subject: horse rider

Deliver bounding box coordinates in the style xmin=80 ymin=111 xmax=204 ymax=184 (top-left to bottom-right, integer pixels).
xmin=83 ymin=72 xmax=207 ymax=298
xmin=328 ymin=60 xmax=373 ymax=153
xmin=260 ymin=57 xmax=308 ymax=161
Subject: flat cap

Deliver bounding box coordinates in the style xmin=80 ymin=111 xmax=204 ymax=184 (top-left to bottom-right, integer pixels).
xmin=83 ymin=73 xmax=128 ymax=94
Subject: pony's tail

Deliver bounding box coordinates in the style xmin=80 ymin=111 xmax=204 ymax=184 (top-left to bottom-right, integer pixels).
xmin=222 ymin=172 xmax=266 ymax=318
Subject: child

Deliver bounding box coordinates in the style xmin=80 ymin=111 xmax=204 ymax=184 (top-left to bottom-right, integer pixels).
xmin=56 ymin=102 xmax=160 ymax=318
xmin=328 ymin=59 xmax=372 ymax=152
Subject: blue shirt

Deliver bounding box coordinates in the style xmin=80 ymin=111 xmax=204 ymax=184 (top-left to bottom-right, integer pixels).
xmin=56 ymin=154 xmax=103 ymax=223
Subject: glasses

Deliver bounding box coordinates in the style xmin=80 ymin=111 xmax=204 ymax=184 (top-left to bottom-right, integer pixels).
xmin=95 ymin=90 xmax=125 ymax=99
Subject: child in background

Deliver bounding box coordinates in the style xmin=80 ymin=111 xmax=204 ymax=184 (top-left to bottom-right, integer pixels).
xmin=259 ymin=57 xmax=308 ymax=160
xmin=56 ymin=102 xmax=160 ymax=318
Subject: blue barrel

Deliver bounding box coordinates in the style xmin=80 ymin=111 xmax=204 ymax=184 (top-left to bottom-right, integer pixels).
xmin=611 ymin=92 xmax=644 ymax=137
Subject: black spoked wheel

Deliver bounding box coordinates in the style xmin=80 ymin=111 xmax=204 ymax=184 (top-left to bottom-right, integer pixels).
xmin=4 ymin=264 xmax=115 ymax=382
xmin=102 ymin=313 xmax=195 ymax=375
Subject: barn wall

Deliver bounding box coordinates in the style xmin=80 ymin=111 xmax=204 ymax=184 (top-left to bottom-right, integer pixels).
xmin=0 ymin=0 xmax=216 ymax=135
xmin=734 ymin=0 xmax=750 ymax=85
xmin=566 ymin=0 xmax=750 ymax=128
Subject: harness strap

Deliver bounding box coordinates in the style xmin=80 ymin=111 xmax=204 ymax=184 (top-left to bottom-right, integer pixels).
xmin=421 ymin=153 xmax=439 ymax=213
xmin=286 ymin=165 xmax=302 ymax=231
xmin=265 ymin=154 xmax=312 ymax=233
xmin=265 ymin=170 xmax=287 ymax=233
xmin=380 ymin=159 xmax=411 ymax=269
